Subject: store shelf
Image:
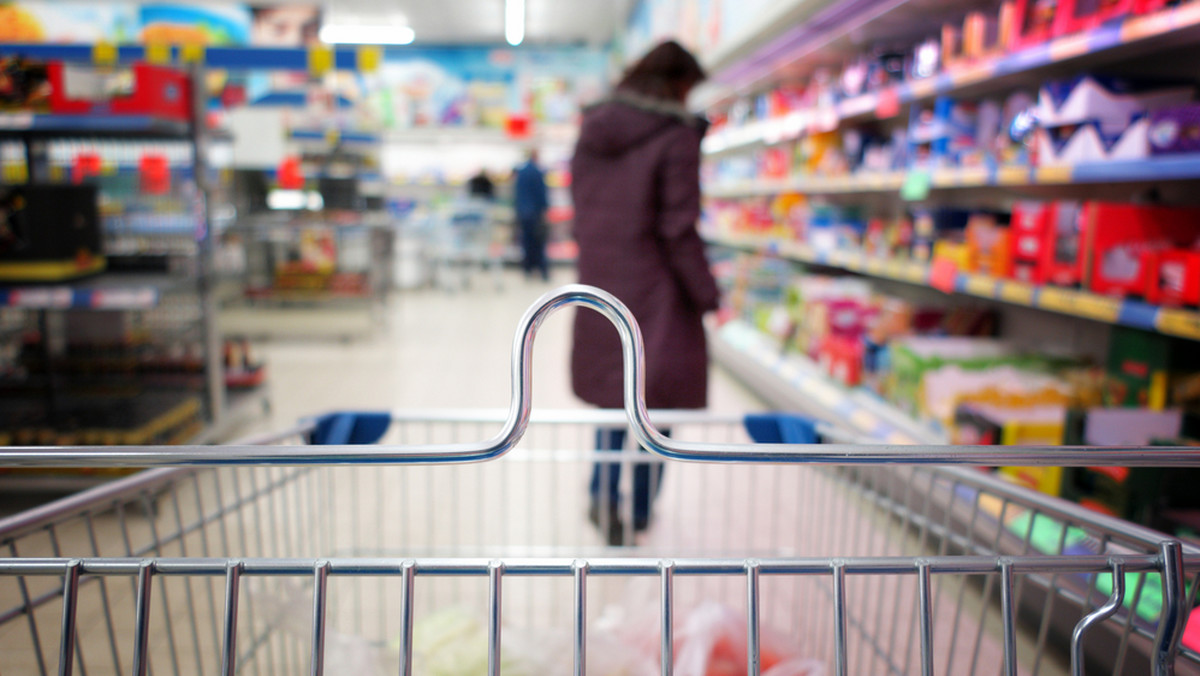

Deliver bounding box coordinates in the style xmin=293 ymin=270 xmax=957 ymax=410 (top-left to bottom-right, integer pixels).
xmin=0 ymin=273 xmax=187 ymax=310
xmin=289 ymin=129 xmax=381 ymax=145
xmin=705 ymin=155 xmax=1200 ymax=197
xmin=0 ymin=113 xmax=190 ymax=139
xmin=708 ymin=233 xmax=1200 ymax=341
xmin=0 ymin=43 xmax=377 ymax=72
xmin=700 ymin=2 xmax=1200 ymax=142
xmin=710 ymin=318 xmax=944 ymax=444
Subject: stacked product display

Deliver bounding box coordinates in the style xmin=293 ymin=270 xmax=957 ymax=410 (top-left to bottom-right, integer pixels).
xmin=703 ymin=0 xmax=1200 ymax=191
xmin=0 ymin=56 xmax=256 ymax=456
xmin=714 ymin=251 xmax=1200 ymax=530
xmin=700 ymin=0 xmax=1200 ymax=539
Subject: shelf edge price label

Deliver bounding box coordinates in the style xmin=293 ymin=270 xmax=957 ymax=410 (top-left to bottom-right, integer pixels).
xmin=1036 ymin=286 xmax=1077 ymax=313
xmin=874 ymin=89 xmax=901 ymax=119
xmin=92 ymin=289 xmax=157 ymax=309
xmin=92 ymin=41 xmax=118 ymax=66
xmin=12 ymin=288 xmax=72 ymax=308
xmin=357 ymin=46 xmax=382 ymax=73
xmin=1072 ymin=294 xmax=1121 ymax=322
xmin=309 ymin=46 xmax=334 ymax=76
xmin=864 ymin=257 xmax=885 ymax=275
xmin=145 ymin=42 xmax=172 ymax=65
xmin=1035 ymin=165 xmax=1073 ymax=184
xmin=964 ymin=274 xmax=997 ymax=297
xmin=900 ymin=170 xmax=932 ymax=201
xmin=997 ymin=166 xmax=1030 ymax=185
xmin=180 ymin=43 xmax=206 ymax=64
xmin=998 ymin=281 xmax=1036 ymax=306
xmin=904 ymin=262 xmax=929 ymax=284
xmin=1157 ymin=309 xmax=1200 ymax=340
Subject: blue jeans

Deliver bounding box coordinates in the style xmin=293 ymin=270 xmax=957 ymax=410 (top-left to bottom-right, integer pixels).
xmin=588 ymin=428 xmax=669 ymax=525
xmin=519 ymin=217 xmax=548 ymax=280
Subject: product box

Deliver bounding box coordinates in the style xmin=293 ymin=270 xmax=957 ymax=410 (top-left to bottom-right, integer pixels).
xmin=944 ymin=6 xmax=1014 ymax=68
xmin=1148 ymin=104 xmax=1200 ymax=156
xmin=1061 ymin=408 xmax=1198 ymax=526
xmin=1033 ymin=119 xmax=1150 ymax=165
xmin=818 ymin=334 xmax=864 ymax=386
xmin=1009 ymin=201 xmax=1083 ymax=286
xmin=47 ymin=62 xmax=192 ymax=121
xmin=1053 ymin=0 xmax=1134 ymax=36
xmin=1145 ymin=249 xmax=1200 ymax=307
xmin=0 ymin=184 xmax=104 ymax=281
xmin=1104 ymin=327 xmax=1200 ymax=409
xmin=1081 ymin=202 xmax=1200 ymax=299
xmin=966 ymin=213 xmax=1012 ymax=277
xmin=908 ymin=98 xmax=980 ymax=169
xmin=912 ymin=209 xmax=971 ymax=262
xmin=1034 ymin=76 xmax=1193 ymax=130
xmin=0 ymin=56 xmax=50 ymax=111
xmin=1011 ymin=0 xmax=1060 ymax=49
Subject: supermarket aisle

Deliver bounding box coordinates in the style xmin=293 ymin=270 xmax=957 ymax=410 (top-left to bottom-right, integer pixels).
xmin=241 ymin=267 xmax=767 ymax=436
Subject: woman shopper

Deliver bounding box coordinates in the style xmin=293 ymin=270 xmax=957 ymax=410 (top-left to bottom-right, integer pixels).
xmin=569 ymin=40 xmax=720 ymax=546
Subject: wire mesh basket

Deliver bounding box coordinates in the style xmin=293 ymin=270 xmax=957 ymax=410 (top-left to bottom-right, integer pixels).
xmin=2 ymin=285 xmax=1199 ymax=676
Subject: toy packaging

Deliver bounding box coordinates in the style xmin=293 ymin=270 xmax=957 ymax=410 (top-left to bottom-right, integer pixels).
xmin=1033 ymin=76 xmax=1194 ymax=165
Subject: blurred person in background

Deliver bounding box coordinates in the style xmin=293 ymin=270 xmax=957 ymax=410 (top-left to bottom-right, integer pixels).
xmin=514 ymin=150 xmax=549 ymax=281
xmin=569 ymin=40 xmax=720 ymax=545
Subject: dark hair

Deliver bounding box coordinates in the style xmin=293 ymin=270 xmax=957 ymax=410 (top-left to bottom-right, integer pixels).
xmin=617 ymin=40 xmax=706 ymax=103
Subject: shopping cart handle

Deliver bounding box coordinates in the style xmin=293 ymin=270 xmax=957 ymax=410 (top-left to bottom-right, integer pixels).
xmin=3 ymin=284 xmax=1200 ymax=467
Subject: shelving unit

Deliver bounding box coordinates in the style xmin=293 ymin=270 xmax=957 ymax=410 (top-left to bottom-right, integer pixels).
xmin=707 ymin=155 xmax=1200 ymax=197
xmin=697 ymin=0 xmax=1200 ymax=417
xmin=709 ymin=318 xmax=945 ymax=444
xmin=708 ymin=234 xmax=1200 ymax=340
xmin=0 ymin=61 xmax=262 ymax=449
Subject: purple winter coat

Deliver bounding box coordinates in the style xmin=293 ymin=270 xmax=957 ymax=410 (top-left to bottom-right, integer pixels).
xmin=569 ymin=92 xmax=720 ymax=410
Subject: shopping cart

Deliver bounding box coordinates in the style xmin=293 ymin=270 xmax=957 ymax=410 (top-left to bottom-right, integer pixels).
xmin=431 ymin=199 xmax=503 ymax=292
xmin=3 ymin=285 xmax=1200 ymax=676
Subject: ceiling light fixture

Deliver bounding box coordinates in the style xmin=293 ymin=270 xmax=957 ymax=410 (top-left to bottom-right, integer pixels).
xmin=505 ymin=0 xmax=525 ymax=46
xmin=319 ymin=24 xmax=415 ymax=45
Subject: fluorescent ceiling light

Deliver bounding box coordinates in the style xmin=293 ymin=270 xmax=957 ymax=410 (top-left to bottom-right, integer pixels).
xmin=319 ymin=24 xmax=415 ymax=45
xmin=505 ymin=0 xmax=524 ymax=46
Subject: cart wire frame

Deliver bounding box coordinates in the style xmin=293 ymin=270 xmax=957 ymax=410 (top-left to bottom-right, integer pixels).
xmin=1 ymin=284 xmax=1199 ymax=676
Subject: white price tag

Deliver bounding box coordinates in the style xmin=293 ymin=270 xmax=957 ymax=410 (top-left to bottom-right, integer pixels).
xmin=92 ymin=288 xmax=157 ymax=309
xmin=0 ymin=113 xmax=34 ymax=130
xmin=13 ymin=288 xmax=72 ymax=308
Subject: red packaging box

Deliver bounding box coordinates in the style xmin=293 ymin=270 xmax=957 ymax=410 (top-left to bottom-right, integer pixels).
xmin=1009 ymin=202 xmax=1084 ymax=286
xmin=1144 ymin=249 xmax=1200 ymax=306
xmin=48 ymin=62 xmax=191 ymax=121
xmin=819 ymin=334 xmax=864 ymax=386
xmin=1053 ymin=0 xmax=1135 ymax=37
xmin=1011 ymin=0 xmax=1060 ymax=49
xmin=1083 ymin=203 xmax=1200 ymax=298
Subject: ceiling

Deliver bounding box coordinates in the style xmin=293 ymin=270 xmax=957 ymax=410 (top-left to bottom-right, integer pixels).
xmin=317 ymin=0 xmax=631 ymax=46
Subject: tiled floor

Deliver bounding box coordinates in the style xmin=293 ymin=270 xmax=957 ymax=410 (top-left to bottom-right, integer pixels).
xmin=237 ymin=267 xmax=767 ymax=437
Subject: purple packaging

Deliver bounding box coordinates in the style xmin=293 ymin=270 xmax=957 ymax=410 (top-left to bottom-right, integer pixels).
xmin=1148 ymin=104 xmax=1200 ymax=156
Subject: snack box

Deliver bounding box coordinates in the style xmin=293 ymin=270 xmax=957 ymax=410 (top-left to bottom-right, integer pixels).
xmin=1034 ymin=76 xmax=1193 ymax=130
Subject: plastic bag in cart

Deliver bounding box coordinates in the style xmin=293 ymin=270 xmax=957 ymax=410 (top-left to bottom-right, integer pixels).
xmin=584 ymin=602 xmax=825 ymax=676
xmin=673 ymin=603 xmax=824 ymax=676
xmin=390 ymin=602 xmax=824 ymax=676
